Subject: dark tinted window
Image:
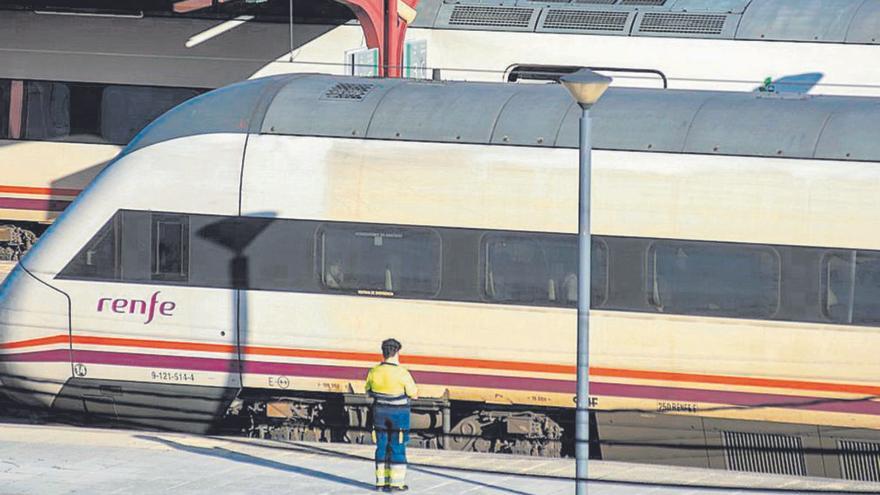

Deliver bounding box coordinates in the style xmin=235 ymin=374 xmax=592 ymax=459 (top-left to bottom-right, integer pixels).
xmin=822 ymin=251 xmax=880 ymax=324
xmin=24 ymin=81 xmax=70 ymax=140
xmin=19 ymin=80 xmax=203 ymax=144
xmin=58 ymin=214 xmax=121 ymax=280
xmin=0 ymin=80 xmax=9 ymax=138
xmin=102 ymin=86 xmax=200 ymax=144
xmin=647 ymin=241 xmax=780 ymax=318
xmin=318 ymin=225 xmax=441 ymax=297
xmin=482 ymin=234 xmax=607 ymax=307
xmin=151 ymin=214 xmax=189 ymax=281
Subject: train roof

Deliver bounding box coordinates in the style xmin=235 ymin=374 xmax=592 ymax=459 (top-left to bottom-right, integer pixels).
xmin=127 ymin=73 xmax=880 ymax=162
xmin=413 ymin=0 xmax=880 ymax=44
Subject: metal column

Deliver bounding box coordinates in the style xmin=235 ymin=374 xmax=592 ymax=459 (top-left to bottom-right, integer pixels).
xmin=575 ymin=106 xmax=592 ymax=495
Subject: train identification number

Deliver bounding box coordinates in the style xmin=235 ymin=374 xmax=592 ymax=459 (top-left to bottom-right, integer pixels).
xmin=657 ymin=401 xmax=698 ymax=413
xmin=151 ymin=370 xmax=195 ymax=383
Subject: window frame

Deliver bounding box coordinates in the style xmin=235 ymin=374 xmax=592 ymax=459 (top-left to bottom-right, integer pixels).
xmin=645 ymin=239 xmax=782 ymax=319
xmin=479 ymin=232 xmax=609 ymax=308
xmin=150 ymin=213 xmax=190 ymax=282
xmin=314 ymin=222 xmax=443 ymax=298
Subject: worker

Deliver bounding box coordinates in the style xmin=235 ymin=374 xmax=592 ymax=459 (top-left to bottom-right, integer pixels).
xmin=365 ymin=338 xmax=418 ymax=492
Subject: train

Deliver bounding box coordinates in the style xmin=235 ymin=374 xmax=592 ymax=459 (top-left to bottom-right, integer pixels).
xmin=1 ymin=73 xmax=879 ymax=481
xmin=2 ymin=0 xmax=880 ymax=250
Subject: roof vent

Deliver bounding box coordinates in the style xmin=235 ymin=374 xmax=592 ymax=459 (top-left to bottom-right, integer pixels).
xmin=322 ymin=83 xmax=375 ymax=101
xmin=619 ymin=0 xmax=667 ymax=5
xmin=448 ymin=5 xmax=536 ymax=28
xmin=574 ymin=0 xmax=619 ymax=4
xmin=637 ymin=12 xmax=727 ymax=35
xmin=839 ymin=440 xmax=880 ymax=482
xmin=723 ymin=431 xmax=806 ymax=476
xmin=541 ymin=9 xmax=630 ymax=32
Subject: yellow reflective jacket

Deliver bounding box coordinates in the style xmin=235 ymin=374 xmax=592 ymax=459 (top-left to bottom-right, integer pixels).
xmin=365 ymin=362 xmax=418 ymax=406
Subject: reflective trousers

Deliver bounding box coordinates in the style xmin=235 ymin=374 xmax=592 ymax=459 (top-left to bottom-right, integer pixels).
xmin=373 ymin=404 xmax=410 ymax=488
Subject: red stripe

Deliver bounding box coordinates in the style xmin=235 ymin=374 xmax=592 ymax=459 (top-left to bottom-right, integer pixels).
xmin=0 ymin=185 xmax=82 ymax=197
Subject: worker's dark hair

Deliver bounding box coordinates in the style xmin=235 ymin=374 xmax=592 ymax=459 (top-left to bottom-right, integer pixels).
xmin=381 ymin=338 xmax=402 ymax=359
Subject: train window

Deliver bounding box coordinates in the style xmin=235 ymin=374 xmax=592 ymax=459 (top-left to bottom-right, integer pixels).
xmin=822 ymin=251 xmax=880 ymax=324
xmin=318 ymin=224 xmax=441 ymax=297
xmin=101 ymin=86 xmax=201 ymax=144
xmin=0 ymin=80 xmax=9 ymax=138
xmin=647 ymin=241 xmax=780 ymax=318
xmin=23 ymin=81 xmax=70 ymax=140
xmin=68 ymin=83 xmax=103 ymax=140
xmin=151 ymin=214 xmax=189 ymax=281
xmin=482 ymin=234 xmax=607 ymax=308
xmin=57 ymin=213 xmax=122 ymax=281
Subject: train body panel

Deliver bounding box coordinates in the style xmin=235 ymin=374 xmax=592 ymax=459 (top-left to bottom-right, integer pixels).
xmin=0 ymin=265 xmax=71 ymax=407
xmin=241 ymin=135 xmax=577 ymax=233
xmin=0 ymin=140 xmax=118 ymax=224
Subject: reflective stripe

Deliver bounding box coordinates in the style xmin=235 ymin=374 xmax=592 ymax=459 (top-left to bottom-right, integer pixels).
xmin=370 ymin=391 xmax=410 ymax=406
xmin=375 ymin=466 xmax=388 ymax=487
xmin=389 ymin=464 xmax=407 ymax=486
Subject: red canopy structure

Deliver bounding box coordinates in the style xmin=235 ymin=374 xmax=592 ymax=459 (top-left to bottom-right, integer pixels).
xmin=338 ymin=0 xmax=419 ymax=77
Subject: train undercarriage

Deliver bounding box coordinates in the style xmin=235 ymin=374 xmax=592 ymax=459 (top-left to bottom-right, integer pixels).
xmin=229 ymin=391 xmax=569 ymax=458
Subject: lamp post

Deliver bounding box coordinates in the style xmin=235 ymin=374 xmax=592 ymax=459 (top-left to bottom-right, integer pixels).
xmin=561 ymin=68 xmax=611 ymax=495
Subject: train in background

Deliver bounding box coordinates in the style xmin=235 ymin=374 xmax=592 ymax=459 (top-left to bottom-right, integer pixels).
xmin=2 ymin=0 xmax=880 ymax=253
xmin=1 ymin=74 xmax=880 ymax=481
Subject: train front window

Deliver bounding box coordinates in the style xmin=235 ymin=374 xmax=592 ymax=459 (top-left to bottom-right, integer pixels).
xmin=152 ymin=215 xmax=189 ymax=281
xmin=822 ymin=251 xmax=880 ymax=325
xmin=482 ymin=234 xmax=606 ymax=308
xmin=57 ymin=213 xmax=122 ymax=281
xmin=647 ymin=241 xmax=780 ymax=318
xmin=318 ymin=225 xmax=441 ymax=297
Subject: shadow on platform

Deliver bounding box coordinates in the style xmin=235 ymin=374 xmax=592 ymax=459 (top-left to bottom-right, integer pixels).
xmin=136 ymin=435 xmax=376 ymax=491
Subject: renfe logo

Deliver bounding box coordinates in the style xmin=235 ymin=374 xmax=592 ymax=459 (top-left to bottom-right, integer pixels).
xmin=97 ymin=291 xmax=176 ymax=325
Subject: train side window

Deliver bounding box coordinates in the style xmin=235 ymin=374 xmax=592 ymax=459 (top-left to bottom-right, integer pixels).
xmin=317 ymin=224 xmax=441 ymax=297
xmin=151 ymin=214 xmax=189 ymax=282
xmin=0 ymin=80 xmax=9 ymax=138
xmin=482 ymin=234 xmax=607 ymax=308
xmin=647 ymin=241 xmax=780 ymax=318
xmin=23 ymin=81 xmax=70 ymax=140
xmin=57 ymin=213 xmax=122 ymax=281
xmin=101 ymin=86 xmax=201 ymax=145
xmin=822 ymin=251 xmax=880 ymax=325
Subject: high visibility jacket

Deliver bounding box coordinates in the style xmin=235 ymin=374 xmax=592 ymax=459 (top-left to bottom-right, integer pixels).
xmin=365 ymin=362 xmax=418 ymax=406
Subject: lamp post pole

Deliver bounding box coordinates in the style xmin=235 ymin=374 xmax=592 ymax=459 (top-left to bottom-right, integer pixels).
xmin=560 ymin=68 xmax=611 ymax=495
xmin=575 ymin=101 xmax=592 ymax=495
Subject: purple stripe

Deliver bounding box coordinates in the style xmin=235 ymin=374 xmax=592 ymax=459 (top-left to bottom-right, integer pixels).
xmin=242 ymin=361 xmax=575 ymax=393
xmin=5 ymin=349 xmax=880 ymax=417
xmin=593 ymin=382 xmax=880 ymax=416
xmin=0 ymin=349 xmax=71 ymax=362
xmin=0 ymin=197 xmax=71 ymax=212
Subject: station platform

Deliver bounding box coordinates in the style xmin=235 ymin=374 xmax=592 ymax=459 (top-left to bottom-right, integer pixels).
xmin=0 ymin=423 xmax=877 ymax=494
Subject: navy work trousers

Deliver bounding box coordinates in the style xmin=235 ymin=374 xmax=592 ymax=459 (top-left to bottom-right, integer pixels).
xmin=373 ymin=404 xmax=410 ymax=487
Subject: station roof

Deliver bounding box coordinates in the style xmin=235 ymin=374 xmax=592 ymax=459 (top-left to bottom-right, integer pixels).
xmin=128 ymin=73 xmax=880 ymax=162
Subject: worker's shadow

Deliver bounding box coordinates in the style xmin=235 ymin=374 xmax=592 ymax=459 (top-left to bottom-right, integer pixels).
xmin=135 ymin=435 xmax=375 ymax=491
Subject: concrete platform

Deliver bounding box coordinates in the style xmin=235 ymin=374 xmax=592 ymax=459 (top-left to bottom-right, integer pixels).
xmin=0 ymin=423 xmax=878 ymax=494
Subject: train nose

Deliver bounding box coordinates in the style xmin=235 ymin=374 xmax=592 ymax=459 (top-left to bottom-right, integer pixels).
xmin=0 ymin=264 xmax=71 ymax=407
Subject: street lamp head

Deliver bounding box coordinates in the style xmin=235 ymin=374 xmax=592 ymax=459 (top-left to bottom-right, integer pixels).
xmin=561 ymin=69 xmax=612 ymax=109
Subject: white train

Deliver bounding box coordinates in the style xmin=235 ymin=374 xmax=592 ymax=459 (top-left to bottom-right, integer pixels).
xmin=1 ymin=74 xmax=880 ymax=480
xmin=2 ymin=0 xmax=879 ymax=249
